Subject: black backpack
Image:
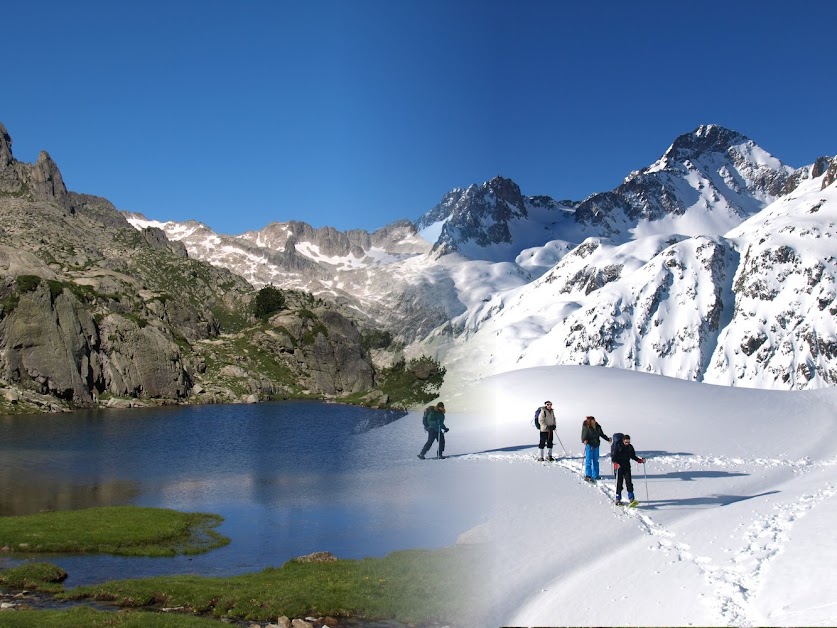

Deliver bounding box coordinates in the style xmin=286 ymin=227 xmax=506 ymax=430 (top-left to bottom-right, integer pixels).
xmin=610 ymin=433 xmax=625 ymax=460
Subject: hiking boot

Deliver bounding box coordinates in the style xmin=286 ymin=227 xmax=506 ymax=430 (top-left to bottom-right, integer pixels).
xmin=584 ymin=476 xmax=593 ymax=482
xmin=547 ymin=456 xmax=554 ymax=462
xmin=417 ymin=454 xmax=425 ymax=460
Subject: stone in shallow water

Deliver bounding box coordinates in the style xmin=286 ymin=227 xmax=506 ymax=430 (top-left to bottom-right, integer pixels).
xmin=291 ymin=551 xmax=337 ymax=563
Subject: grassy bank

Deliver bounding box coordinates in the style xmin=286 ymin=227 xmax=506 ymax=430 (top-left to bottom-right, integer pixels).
xmin=0 ymin=606 xmax=225 ymax=627
xmin=51 ymin=545 xmax=485 ymax=625
xmin=62 ymin=547 xmax=482 ymax=622
xmin=0 ymin=507 xmax=485 ymax=625
xmin=0 ymin=506 xmax=229 ymax=557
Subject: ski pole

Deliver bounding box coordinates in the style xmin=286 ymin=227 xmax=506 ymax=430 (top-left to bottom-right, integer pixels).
xmin=554 ymin=430 xmax=568 ymax=457
xmin=643 ymin=460 xmax=649 ymax=502
xmin=437 ymin=423 xmax=442 ymax=459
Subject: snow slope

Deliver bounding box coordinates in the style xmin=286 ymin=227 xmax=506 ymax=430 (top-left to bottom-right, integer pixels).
xmin=420 ymin=165 xmax=837 ymax=390
xmin=356 ymin=366 xmax=837 ymax=626
xmin=125 ymin=125 xmax=837 ymax=390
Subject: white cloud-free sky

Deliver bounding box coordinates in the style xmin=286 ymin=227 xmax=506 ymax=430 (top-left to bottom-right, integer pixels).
xmin=358 ymin=365 xmax=837 ymax=626
xmin=3 ymin=0 xmax=836 ymax=235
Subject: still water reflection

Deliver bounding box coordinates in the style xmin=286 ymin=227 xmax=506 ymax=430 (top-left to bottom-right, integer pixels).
xmin=0 ymin=401 xmax=461 ymax=586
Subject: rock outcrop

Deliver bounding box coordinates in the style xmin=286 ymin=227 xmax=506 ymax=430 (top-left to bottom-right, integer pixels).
xmin=0 ymin=122 xmax=395 ymax=413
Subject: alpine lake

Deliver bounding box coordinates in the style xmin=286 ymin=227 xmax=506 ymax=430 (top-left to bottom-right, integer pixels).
xmin=0 ymin=401 xmax=464 ymax=588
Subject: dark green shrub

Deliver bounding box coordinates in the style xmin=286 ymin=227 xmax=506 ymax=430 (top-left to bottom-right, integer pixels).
xmin=253 ymin=285 xmax=285 ymax=320
xmin=378 ymin=356 xmax=446 ymax=408
xmin=47 ymin=279 xmax=65 ymax=301
xmin=15 ymin=274 xmax=41 ymax=292
xmin=362 ymin=329 xmax=393 ymax=350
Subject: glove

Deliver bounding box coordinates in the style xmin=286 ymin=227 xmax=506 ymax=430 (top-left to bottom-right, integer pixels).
xmin=613 ymin=463 xmax=620 ymax=470
xmin=639 ymin=457 xmax=646 ymax=463
xmin=443 ymin=427 xmax=450 ymax=433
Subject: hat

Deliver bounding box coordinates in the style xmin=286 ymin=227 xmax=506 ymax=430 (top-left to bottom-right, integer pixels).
xmin=436 ymin=402 xmax=445 ymax=410
xmin=623 ymin=434 xmax=631 ymax=440
xmin=544 ymin=400 xmax=552 ymax=405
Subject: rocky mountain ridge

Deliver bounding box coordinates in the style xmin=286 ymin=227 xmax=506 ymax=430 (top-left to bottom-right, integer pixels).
xmin=0 ymin=122 xmax=425 ymax=415
xmin=422 ymin=154 xmax=837 ymax=392
xmin=126 ymin=124 xmax=837 ymax=390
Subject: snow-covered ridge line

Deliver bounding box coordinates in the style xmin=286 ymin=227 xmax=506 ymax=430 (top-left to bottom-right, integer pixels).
xmin=124 ymin=125 xmax=837 ymax=390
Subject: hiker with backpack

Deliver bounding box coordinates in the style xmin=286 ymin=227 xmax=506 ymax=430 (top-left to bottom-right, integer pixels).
xmin=418 ymin=402 xmax=449 ymax=460
xmin=581 ymin=415 xmax=611 ymax=482
xmin=611 ymin=433 xmax=646 ymax=505
xmin=534 ymin=401 xmax=557 ymax=461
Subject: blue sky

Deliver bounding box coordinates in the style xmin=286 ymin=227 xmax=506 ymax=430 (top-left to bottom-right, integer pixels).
xmin=3 ymin=1 xmax=835 ymax=235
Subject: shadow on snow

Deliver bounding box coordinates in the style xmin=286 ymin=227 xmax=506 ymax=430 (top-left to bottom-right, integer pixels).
xmin=638 ymin=490 xmax=780 ymax=510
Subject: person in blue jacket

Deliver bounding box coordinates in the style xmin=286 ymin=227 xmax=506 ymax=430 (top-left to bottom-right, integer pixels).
xmin=418 ymin=402 xmax=448 ymax=459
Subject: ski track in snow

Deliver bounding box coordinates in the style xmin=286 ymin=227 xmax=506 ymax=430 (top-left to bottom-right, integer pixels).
xmin=453 ymin=450 xmax=837 ymax=626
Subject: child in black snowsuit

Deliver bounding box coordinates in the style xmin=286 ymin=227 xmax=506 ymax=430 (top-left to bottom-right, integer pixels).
xmin=611 ymin=434 xmax=645 ymax=504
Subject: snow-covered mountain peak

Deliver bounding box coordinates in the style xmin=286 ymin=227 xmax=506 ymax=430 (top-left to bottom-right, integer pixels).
xmin=121 ymin=126 xmax=837 ymax=391
xmin=416 ymin=125 xmax=797 ymax=263
xmin=414 ymin=175 xmax=571 ymax=261
xmin=664 ymin=124 xmax=750 ymax=162
xmin=645 ymin=124 xmax=790 ymax=181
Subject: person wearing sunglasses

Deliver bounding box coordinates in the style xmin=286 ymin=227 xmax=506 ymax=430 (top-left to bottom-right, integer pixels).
xmin=535 ymin=401 xmax=557 ymax=461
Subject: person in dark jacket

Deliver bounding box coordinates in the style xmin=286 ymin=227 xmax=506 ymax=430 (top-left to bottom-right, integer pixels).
xmin=418 ymin=402 xmax=448 ymax=459
xmin=581 ymin=415 xmax=611 ymax=481
xmin=611 ymin=434 xmax=646 ymax=504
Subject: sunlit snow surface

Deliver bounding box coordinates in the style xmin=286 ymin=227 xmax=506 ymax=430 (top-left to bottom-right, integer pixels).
xmin=358 ymin=366 xmax=837 ymax=626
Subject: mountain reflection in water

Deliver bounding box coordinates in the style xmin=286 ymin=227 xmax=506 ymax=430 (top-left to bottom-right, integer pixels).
xmin=0 ymin=401 xmax=476 ymax=588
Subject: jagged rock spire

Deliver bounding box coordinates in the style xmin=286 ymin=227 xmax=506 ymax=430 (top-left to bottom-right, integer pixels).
xmin=0 ymin=121 xmax=13 ymax=168
xmin=30 ymin=150 xmax=70 ymax=206
xmin=0 ymin=121 xmax=73 ymax=212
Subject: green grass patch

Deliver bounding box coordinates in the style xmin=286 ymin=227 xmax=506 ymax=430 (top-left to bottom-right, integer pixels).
xmin=209 ymin=304 xmax=249 ymax=333
xmin=0 ymin=606 xmax=224 ymax=627
xmin=59 ymin=546 xmax=486 ymax=624
xmin=0 ymin=562 xmax=67 ymax=593
xmin=231 ymin=337 xmax=296 ymax=384
xmin=0 ymin=506 xmax=229 ymax=557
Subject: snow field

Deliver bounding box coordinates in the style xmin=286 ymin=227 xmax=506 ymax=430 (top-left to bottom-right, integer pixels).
xmin=359 ymin=366 xmax=837 ymax=626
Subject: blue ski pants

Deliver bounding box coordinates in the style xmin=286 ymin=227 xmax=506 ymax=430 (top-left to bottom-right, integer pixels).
xmin=584 ymin=444 xmax=600 ymax=479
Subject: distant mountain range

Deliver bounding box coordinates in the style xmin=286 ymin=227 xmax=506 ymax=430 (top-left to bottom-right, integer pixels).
xmin=0 ymin=121 xmax=401 ymax=414
xmin=125 ymin=124 xmax=837 ymax=391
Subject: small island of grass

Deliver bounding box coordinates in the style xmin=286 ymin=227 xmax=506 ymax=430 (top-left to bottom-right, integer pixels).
xmin=0 ymin=507 xmax=486 ymax=626
xmin=0 ymin=506 xmax=229 ymax=557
